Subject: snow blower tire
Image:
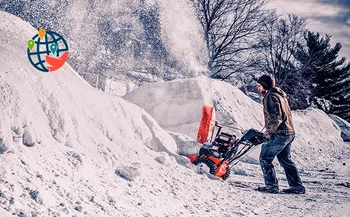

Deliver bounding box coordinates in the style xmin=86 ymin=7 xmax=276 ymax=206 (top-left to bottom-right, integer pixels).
xmin=221 ymin=166 xmax=231 ymax=180
xmin=194 ymin=157 xmax=217 ymax=176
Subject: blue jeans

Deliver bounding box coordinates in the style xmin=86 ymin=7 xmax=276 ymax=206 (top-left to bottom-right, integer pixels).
xmin=259 ymin=135 xmax=303 ymax=189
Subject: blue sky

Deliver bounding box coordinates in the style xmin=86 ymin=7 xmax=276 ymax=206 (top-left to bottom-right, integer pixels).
xmin=268 ymin=0 xmax=350 ymax=60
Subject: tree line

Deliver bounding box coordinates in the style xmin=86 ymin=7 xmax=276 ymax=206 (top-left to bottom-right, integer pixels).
xmin=192 ymin=0 xmax=350 ymax=121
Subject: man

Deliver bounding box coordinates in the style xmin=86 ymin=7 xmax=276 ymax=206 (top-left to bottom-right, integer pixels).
xmin=256 ymin=74 xmax=305 ymax=194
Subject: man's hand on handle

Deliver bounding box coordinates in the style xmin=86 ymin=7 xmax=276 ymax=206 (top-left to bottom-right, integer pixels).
xmin=263 ymin=131 xmax=272 ymax=139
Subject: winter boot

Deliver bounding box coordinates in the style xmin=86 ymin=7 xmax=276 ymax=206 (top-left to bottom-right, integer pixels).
xmin=282 ymin=186 xmax=306 ymax=194
xmin=255 ymin=186 xmax=279 ymax=194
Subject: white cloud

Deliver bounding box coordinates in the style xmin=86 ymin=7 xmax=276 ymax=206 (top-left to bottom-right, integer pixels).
xmin=267 ymin=0 xmax=350 ymax=58
xmin=267 ymin=0 xmax=345 ymax=18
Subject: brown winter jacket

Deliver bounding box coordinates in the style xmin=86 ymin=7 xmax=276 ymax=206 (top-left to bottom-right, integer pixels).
xmin=263 ymin=87 xmax=295 ymax=135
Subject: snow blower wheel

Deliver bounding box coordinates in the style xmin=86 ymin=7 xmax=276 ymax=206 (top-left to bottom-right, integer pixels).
xmin=194 ymin=157 xmax=217 ymax=176
xmin=221 ymin=166 xmax=230 ymax=180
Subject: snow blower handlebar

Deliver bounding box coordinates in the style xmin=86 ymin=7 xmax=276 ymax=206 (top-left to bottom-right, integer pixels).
xmin=214 ymin=121 xmax=244 ymax=132
xmin=214 ymin=121 xmax=266 ymax=137
xmin=212 ymin=122 xmax=266 ymax=163
xmin=222 ymin=128 xmax=265 ymax=164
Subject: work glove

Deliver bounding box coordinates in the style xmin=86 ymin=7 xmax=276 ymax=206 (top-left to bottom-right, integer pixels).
xmin=263 ymin=131 xmax=272 ymax=139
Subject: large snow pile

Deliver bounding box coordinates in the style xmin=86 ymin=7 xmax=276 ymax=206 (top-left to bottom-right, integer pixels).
xmin=0 ymin=11 xmax=201 ymax=217
xmin=1 ymin=11 xmax=350 ymax=217
xmin=124 ymin=77 xmax=263 ymax=139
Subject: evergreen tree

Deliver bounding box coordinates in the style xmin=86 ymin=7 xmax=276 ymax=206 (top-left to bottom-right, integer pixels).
xmin=295 ymin=31 xmax=350 ymax=121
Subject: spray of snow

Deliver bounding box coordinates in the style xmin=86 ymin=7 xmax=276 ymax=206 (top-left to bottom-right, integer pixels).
xmin=155 ymin=0 xmax=208 ymax=75
xmin=64 ymin=0 xmax=208 ymax=77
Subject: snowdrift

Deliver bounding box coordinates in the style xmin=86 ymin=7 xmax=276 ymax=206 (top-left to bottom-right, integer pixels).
xmin=0 ymin=11 xmax=208 ymax=217
xmin=124 ymin=76 xmax=263 ymax=139
xmin=329 ymin=114 xmax=350 ymax=142
xmin=0 ymin=12 xmax=179 ymax=157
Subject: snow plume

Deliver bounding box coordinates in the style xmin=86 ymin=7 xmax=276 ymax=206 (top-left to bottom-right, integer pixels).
xmin=66 ymin=0 xmax=208 ymax=80
xmin=0 ymin=0 xmax=208 ymax=85
xmin=65 ymin=0 xmax=131 ymax=75
xmin=155 ymin=0 xmax=208 ymax=76
xmin=63 ymin=0 xmax=208 ymax=80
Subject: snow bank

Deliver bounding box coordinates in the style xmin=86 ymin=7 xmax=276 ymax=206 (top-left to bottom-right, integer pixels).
xmin=124 ymin=76 xmax=211 ymax=139
xmin=0 ymin=11 xmax=201 ymax=216
xmin=124 ymin=76 xmax=264 ymax=140
xmin=0 ymin=12 xmax=178 ymax=155
xmin=329 ymin=114 xmax=350 ymax=142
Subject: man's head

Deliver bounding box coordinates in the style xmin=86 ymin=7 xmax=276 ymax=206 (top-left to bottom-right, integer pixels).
xmin=257 ymin=74 xmax=275 ymax=94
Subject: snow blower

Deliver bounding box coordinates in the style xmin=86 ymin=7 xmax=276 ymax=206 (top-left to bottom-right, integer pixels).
xmin=188 ymin=105 xmax=265 ymax=180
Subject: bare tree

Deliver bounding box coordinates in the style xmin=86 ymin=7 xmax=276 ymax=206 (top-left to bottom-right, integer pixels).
xmin=192 ymin=0 xmax=269 ymax=80
xmin=252 ymin=13 xmax=308 ymax=108
xmin=254 ymin=13 xmax=306 ymax=87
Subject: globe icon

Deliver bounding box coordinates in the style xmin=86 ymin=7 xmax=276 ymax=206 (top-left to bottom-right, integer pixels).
xmin=27 ymin=30 xmax=69 ymax=72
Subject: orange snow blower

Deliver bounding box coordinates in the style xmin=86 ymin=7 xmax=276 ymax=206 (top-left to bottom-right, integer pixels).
xmin=188 ymin=105 xmax=265 ymax=180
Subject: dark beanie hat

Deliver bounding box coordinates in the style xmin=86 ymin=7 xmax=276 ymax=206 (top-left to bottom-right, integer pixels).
xmin=258 ymin=74 xmax=275 ymax=90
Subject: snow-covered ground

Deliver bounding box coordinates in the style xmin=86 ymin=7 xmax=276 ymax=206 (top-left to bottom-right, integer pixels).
xmin=0 ymin=11 xmax=350 ymax=217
